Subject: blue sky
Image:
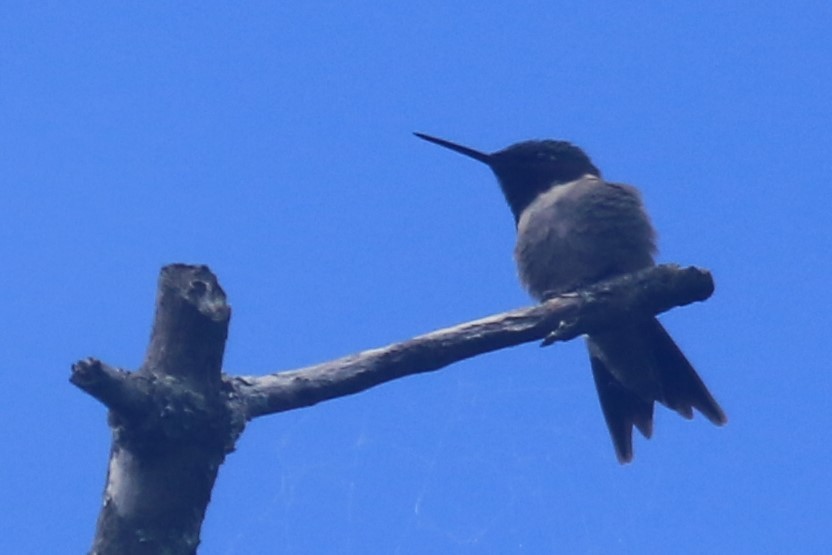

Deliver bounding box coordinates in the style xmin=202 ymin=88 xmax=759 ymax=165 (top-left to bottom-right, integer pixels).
xmin=2 ymin=2 xmax=830 ymax=553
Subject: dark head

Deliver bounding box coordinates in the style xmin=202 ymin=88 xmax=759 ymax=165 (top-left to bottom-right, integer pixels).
xmin=414 ymin=132 xmax=600 ymax=223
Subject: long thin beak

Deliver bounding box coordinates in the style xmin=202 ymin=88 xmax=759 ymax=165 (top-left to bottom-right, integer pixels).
xmin=413 ymin=132 xmax=492 ymax=165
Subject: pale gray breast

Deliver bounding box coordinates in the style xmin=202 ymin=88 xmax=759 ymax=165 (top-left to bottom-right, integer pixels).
xmin=514 ymin=175 xmax=657 ymax=300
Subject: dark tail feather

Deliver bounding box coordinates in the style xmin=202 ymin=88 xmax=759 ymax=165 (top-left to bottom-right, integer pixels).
xmin=589 ymin=353 xmax=654 ymax=464
xmin=646 ymin=319 xmax=727 ymax=425
xmin=587 ymin=317 xmax=726 ymax=463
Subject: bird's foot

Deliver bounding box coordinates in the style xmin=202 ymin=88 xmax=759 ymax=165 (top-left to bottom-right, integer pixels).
xmin=540 ymin=318 xmax=581 ymax=346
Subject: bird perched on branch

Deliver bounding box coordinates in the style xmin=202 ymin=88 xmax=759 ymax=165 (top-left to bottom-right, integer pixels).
xmin=414 ymin=132 xmax=726 ymax=463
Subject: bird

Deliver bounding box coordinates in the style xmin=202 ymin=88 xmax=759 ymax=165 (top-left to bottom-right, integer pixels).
xmin=414 ymin=132 xmax=726 ymax=463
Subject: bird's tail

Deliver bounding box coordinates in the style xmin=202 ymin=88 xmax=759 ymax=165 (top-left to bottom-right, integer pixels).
xmin=586 ymin=317 xmax=726 ymax=463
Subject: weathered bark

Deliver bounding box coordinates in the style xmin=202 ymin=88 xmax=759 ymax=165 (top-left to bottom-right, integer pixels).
xmin=71 ymin=263 xmax=713 ymax=554
xmin=235 ymin=263 xmax=713 ymax=419
xmin=71 ymin=265 xmax=245 ymax=555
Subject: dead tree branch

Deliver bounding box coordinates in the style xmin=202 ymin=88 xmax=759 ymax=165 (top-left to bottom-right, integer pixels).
xmin=71 ymin=265 xmax=243 ymax=555
xmin=71 ymin=262 xmax=712 ymax=554
xmin=235 ymin=264 xmax=713 ymax=419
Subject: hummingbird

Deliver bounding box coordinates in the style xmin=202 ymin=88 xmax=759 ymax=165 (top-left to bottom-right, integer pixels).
xmin=414 ymin=132 xmax=726 ymax=463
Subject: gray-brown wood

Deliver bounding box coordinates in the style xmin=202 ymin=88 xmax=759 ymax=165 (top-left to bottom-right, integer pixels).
xmin=235 ymin=264 xmax=713 ymax=419
xmin=72 ymin=265 xmax=243 ymax=555
xmin=71 ymin=262 xmax=712 ymax=554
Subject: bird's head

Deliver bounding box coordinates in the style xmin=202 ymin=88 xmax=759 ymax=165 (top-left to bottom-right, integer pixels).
xmin=414 ymin=133 xmax=600 ymax=223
